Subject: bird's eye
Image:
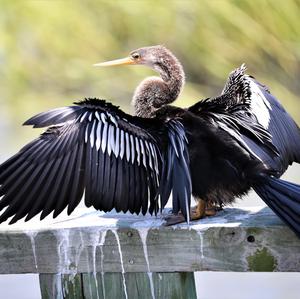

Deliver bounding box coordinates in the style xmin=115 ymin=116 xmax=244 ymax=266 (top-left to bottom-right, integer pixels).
xmin=131 ymin=53 xmax=140 ymax=60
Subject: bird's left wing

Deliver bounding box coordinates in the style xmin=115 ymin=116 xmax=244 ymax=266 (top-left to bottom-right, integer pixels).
xmin=188 ymin=65 xmax=300 ymax=174
xmin=0 ymin=98 xmax=182 ymax=224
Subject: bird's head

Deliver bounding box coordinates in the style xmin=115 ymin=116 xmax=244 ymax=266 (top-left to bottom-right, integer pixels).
xmin=94 ymin=45 xmax=185 ymax=117
xmin=94 ymin=45 xmax=175 ymax=73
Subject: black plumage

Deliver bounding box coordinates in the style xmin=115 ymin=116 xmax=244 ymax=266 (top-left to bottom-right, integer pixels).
xmin=0 ymin=46 xmax=300 ymax=238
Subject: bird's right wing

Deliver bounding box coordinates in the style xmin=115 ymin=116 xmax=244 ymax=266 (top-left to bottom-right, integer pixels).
xmin=0 ymin=98 xmax=190 ymax=224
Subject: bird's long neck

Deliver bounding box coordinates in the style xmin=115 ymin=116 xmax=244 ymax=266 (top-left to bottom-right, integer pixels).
xmin=132 ymin=54 xmax=185 ymax=118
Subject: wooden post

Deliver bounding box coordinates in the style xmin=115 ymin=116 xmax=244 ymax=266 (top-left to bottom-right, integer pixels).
xmin=81 ymin=272 xmax=196 ymax=299
xmin=0 ymin=207 xmax=299 ymax=298
xmin=39 ymin=272 xmax=196 ymax=299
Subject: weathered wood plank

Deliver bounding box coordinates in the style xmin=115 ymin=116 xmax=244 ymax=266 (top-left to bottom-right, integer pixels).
xmin=40 ymin=274 xmax=83 ymax=299
xmin=64 ymin=272 xmax=196 ymax=299
xmin=0 ymin=207 xmax=300 ymax=273
xmin=40 ymin=272 xmax=196 ymax=299
xmin=62 ymin=274 xmax=83 ymax=299
xmin=39 ymin=274 xmax=64 ymax=299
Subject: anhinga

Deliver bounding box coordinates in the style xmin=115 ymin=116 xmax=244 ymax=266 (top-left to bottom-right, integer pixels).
xmin=1 ymin=46 xmax=300 ymax=237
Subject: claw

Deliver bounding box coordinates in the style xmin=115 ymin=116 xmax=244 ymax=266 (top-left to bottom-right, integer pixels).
xmin=164 ymin=199 xmax=220 ymax=225
xmin=164 ymin=213 xmax=186 ymax=226
xmin=191 ymin=198 xmax=206 ymax=219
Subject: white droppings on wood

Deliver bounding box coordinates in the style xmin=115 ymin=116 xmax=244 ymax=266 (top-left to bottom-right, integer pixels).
xmin=0 ymin=207 xmax=297 ymax=275
xmin=56 ymin=230 xmax=70 ymax=273
xmin=137 ymin=228 xmax=155 ymax=299
xmin=90 ymin=232 xmax=100 ymax=299
xmin=73 ymin=241 xmax=83 ymax=277
xmin=52 ymin=274 xmax=64 ymax=299
xmin=99 ymin=230 xmax=107 ymax=299
xmin=80 ymin=231 xmax=94 ymax=297
xmin=25 ymin=230 xmax=39 ymax=270
xmin=111 ymin=230 xmax=128 ymax=299
xmin=195 ymin=231 xmax=204 ymax=259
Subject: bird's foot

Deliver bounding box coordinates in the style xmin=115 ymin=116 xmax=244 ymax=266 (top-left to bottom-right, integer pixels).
xmin=190 ymin=199 xmax=206 ymax=219
xmin=163 ymin=213 xmax=186 ymax=226
xmin=203 ymin=200 xmax=223 ymax=216
xmin=164 ymin=199 xmax=221 ymax=226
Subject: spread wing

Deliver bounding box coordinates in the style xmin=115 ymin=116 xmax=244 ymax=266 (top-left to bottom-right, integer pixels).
xmin=188 ymin=64 xmax=300 ymax=175
xmin=0 ymin=98 xmax=191 ymax=223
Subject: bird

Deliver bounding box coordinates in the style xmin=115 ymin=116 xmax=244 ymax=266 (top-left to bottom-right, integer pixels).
xmin=0 ymin=45 xmax=300 ymax=238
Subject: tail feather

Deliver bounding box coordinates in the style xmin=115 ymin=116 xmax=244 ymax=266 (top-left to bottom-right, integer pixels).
xmin=268 ymin=179 xmax=300 ymax=202
xmin=254 ymin=177 xmax=300 ymax=237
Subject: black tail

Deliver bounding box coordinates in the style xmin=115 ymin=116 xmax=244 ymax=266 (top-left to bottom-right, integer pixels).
xmin=254 ymin=177 xmax=300 ymax=238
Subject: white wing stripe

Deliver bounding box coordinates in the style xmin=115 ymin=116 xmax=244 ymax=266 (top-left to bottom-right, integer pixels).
xmin=85 ymin=122 xmax=90 ymax=143
xmin=114 ymin=127 xmax=120 ymax=157
xmin=145 ymin=141 xmax=153 ymax=169
xmin=95 ymin=111 xmax=101 ymax=121
xmin=80 ymin=111 xmax=88 ymax=122
xmin=130 ymin=135 xmax=135 ymax=164
xmin=107 ymin=113 xmax=118 ymax=127
xmin=139 ymin=139 xmax=147 ymax=168
xmin=101 ymin=113 xmax=107 ymax=124
xmin=125 ymin=132 xmax=130 ymax=162
xmin=150 ymin=143 xmax=159 ymax=173
xmin=107 ymin=125 xmax=114 ymax=156
xmin=135 ymin=137 xmax=141 ymax=165
xmin=96 ymin=121 xmax=102 ymax=151
xmin=248 ymin=79 xmax=271 ymax=129
xmin=120 ymin=130 xmax=125 ymax=159
xmin=101 ymin=122 xmax=108 ymax=153
xmin=107 ymin=124 xmax=111 ymax=155
xmin=90 ymin=119 xmax=96 ymax=148
xmin=82 ymin=111 xmax=158 ymax=171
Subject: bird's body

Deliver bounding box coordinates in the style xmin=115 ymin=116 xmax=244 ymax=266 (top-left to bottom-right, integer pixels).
xmin=1 ymin=45 xmax=300 ymax=237
xmin=160 ymin=106 xmax=262 ymax=206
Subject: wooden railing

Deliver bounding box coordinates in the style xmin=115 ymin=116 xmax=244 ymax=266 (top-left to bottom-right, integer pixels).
xmin=0 ymin=207 xmax=299 ymax=299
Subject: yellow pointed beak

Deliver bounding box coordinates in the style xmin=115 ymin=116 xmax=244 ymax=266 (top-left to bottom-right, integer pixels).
xmin=93 ymin=57 xmax=135 ymax=67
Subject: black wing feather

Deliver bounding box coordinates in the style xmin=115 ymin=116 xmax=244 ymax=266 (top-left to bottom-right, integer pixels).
xmin=159 ymin=120 xmax=192 ymax=220
xmin=255 ymin=83 xmax=300 ymax=169
xmin=0 ymin=99 xmax=166 ymax=223
xmin=189 ymin=65 xmax=300 ymax=174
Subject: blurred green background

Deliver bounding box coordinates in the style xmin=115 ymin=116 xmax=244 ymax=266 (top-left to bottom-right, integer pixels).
xmin=1 ymin=0 xmax=300 ymax=155
xmin=1 ymin=2 xmax=300 ymax=299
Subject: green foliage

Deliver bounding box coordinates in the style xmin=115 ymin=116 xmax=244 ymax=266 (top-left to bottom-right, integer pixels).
xmin=0 ymin=0 xmax=299 ymax=150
